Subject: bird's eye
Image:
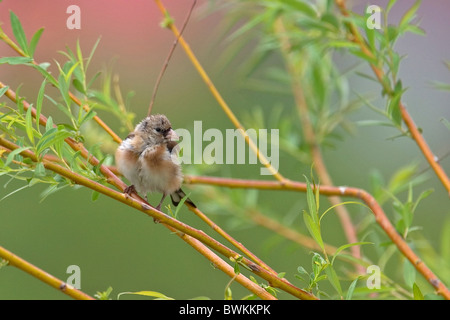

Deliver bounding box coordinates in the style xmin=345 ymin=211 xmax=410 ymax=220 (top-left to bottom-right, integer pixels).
xmin=155 ymin=127 xmax=162 ymax=133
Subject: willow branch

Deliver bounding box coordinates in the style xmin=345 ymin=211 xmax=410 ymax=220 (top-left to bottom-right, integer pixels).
xmin=1 ymin=80 xmax=282 ymax=280
xmin=0 ymin=31 xmax=122 ymax=144
xmin=274 ymin=18 xmax=362 ymax=272
xmin=0 ymin=245 xmax=94 ymax=300
xmin=0 ymin=137 xmax=316 ymax=300
xmin=189 ymin=206 xmax=278 ymax=276
xmin=0 ymin=81 xmax=127 ymax=193
xmin=153 ymin=0 xmax=285 ymax=182
xmin=184 ymin=174 xmax=450 ymax=299
xmin=148 ymin=0 xmax=197 ymax=116
xmin=0 ymin=80 xmax=287 ymax=291
xmin=335 ymin=0 xmax=450 ymax=196
xmin=172 ymin=229 xmax=277 ymax=300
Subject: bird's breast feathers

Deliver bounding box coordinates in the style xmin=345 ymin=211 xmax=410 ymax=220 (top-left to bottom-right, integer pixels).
xmin=139 ymin=144 xmax=183 ymax=194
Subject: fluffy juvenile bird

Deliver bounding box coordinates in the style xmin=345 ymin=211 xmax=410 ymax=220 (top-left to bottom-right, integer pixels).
xmin=115 ymin=114 xmax=195 ymax=210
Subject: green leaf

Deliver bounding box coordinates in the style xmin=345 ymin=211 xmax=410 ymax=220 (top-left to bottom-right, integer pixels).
xmin=160 ymin=11 xmax=174 ymax=28
xmin=387 ymin=91 xmax=402 ymax=126
xmin=403 ymin=259 xmax=416 ymax=288
xmin=31 ymin=64 xmax=59 ymax=87
xmin=35 ymin=79 xmax=46 ymax=133
xmin=0 ymin=185 xmax=29 ymax=202
xmin=36 ymin=127 xmax=72 ymax=156
xmin=91 ymin=190 xmax=100 ymax=202
xmin=303 ymin=211 xmax=324 ymax=253
xmin=78 ymin=108 xmax=97 ymax=127
xmin=34 ymin=162 xmax=46 ymax=177
xmin=388 ymin=164 xmax=418 ymax=194
xmin=72 ymin=78 xmax=86 ymax=94
xmin=386 ymin=0 xmax=398 ymax=14
xmin=320 ymin=201 xmax=367 ymax=223
xmin=441 ymin=217 xmax=450 ymax=262
xmin=172 ymin=192 xmax=191 ymax=219
xmin=0 ymin=56 xmax=33 ymax=65
xmin=28 ymin=28 xmax=44 ymax=57
xmin=304 ymin=177 xmax=318 ymax=224
xmin=45 ymin=116 xmax=54 ymax=132
xmin=297 ymin=266 xmax=308 ymax=277
xmin=94 ymin=287 xmax=113 ymax=300
xmin=331 ymin=242 xmax=373 ymax=265
xmin=5 ymin=146 xmax=30 ymax=167
xmin=399 ymin=0 xmax=421 ymax=31
xmin=0 ymin=85 xmax=9 ymax=98
xmin=25 ymin=105 xmax=34 ymax=145
xmin=10 ymin=11 xmax=29 ymax=55
xmin=325 ymin=264 xmax=343 ymax=297
xmin=280 ymin=0 xmax=317 ymax=17
xmin=346 ymin=277 xmax=359 ymax=300
xmin=412 ymin=283 xmax=424 ymax=300
xmin=117 ymin=291 xmax=174 ymax=300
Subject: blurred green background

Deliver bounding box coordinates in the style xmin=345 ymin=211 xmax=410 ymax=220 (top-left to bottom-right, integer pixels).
xmin=0 ymin=0 xmax=449 ymax=299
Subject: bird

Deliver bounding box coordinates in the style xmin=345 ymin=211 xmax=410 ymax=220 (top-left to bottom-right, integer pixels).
xmin=115 ymin=114 xmax=195 ymax=211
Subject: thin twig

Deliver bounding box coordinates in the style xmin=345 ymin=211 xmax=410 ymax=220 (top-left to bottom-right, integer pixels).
xmin=335 ymin=0 xmax=450 ymax=196
xmin=0 ymin=245 xmax=95 ymax=300
xmin=0 ymin=31 xmax=122 ymax=144
xmin=0 ymin=81 xmax=295 ymax=297
xmin=183 ymin=174 xmax=450 ymax=299
xmin=274 ymin=18 xmax=363 ymax=273
xmin=147 ymin=0 xmax=197 ymax=116
xmin=153 ymin=0 xmax=286 ymax=182
xmin=0 ymin=137 xmax=317 ymax=300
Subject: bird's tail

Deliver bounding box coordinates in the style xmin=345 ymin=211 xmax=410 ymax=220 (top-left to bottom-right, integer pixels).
xmin=170 ymin=188 xmax=196 ymax=208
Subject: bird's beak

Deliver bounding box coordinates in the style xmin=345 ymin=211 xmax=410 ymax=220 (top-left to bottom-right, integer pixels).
xmin=166 ymin=129 xmax=179 ymax=141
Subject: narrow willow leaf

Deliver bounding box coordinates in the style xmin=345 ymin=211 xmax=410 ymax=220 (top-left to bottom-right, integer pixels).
xmin=45 ymin=116 xmax=54 ymax=132
xmin=325 ymin=265 xmax=343 ymax=297
xmin=346 ymin=277 xmax=359 ymax=300
xmin=0 ymin=86 xmax=9 ymax=97
xmin=412 ymin=283 xmax=424 ymax=300
xmin=441 ymin=217 xmax=450 ymax=262
xmin=117 ymin=291 xmax=174 ymax=300
xmin=399 ymin=0 xmax=421 ymax=31
xmin=72 ymin=78 xmax=86 ymax=94
xmin=28 ymin=28 xmax=44 ymax=57
xmin=387 ymin=93 xmax=402 ymax=126
xmin=79 ymin=108 xmax=97 ymax=127
xmin=403 ymin=259 xmax=416 ymax=288
xmin=331 ymin=242 xmax=373 ymax=265
xmin=280 ymin=0 xmax=317 ymax=17
xmin=0 ymin=56 xmax=33 ymax=65
xmin=386 ymin=0 xmax=398 ymax=14
xmin=36 ymin=128 xmax=71 ymax=156
xmin=35 ymin=79 xmax=46 ymax=133
xmin=304 ymin=177 xmax=318 ymax=223
xmin=91 ymin=190 xmax=100 ymax=202
xmin=173 ymin=193 xmax=190 ymax=219
xmin=25 ymin=105 xmax=34 ymax=145
xmin=10 ymin=11 xmax=29 ymax=55
xmin=34 ymin=162 xmax=46 ymax=177
xmin=85 ymin=37 xmax=101 ymax=72
xmin=31 ymin=64 xmax=59 ymax=87
xmin=303 ymin=211 xmax=324 ymax=252
xmin=0 ymin=185 xmax=29 ymax=202
xmin=5 ymin=147 xmax=30 ymax=167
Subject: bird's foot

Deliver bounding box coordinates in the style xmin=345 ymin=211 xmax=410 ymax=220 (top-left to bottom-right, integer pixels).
xmin=123 ymin=185 xmax=137 ymax=198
